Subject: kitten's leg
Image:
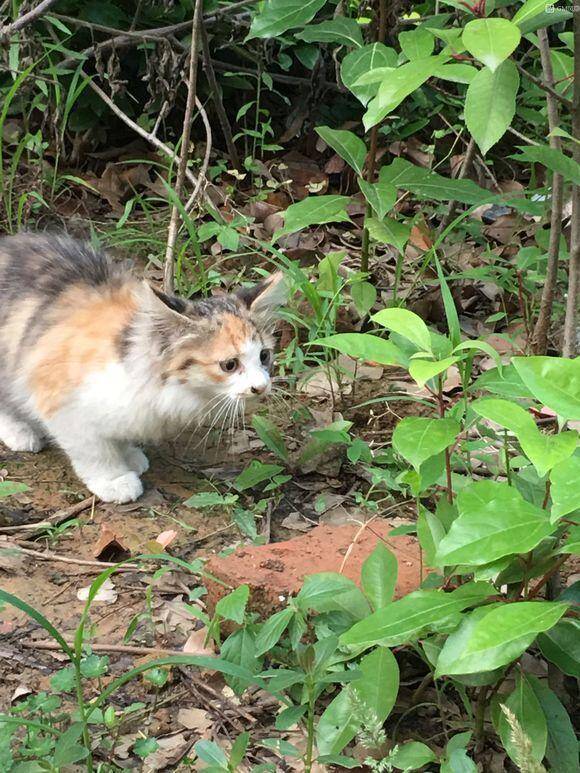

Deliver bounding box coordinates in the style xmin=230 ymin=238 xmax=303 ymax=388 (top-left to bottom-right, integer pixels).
xmin=0 ymin=408 xmax=45 ymax=453
xmin=122 ymin=445 xmax=150 ymax=475
xmin=50 ymin=430 xmax=143 ymax=503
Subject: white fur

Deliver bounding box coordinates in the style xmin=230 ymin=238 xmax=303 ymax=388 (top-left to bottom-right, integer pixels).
xmin=0 ymin=273 xmax=284 ymax=504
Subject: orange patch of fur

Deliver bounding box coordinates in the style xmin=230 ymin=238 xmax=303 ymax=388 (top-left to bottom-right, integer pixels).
xmin=1 ymin=297 xmax=41 ymax=368
xmin=25 ymin=283 xmax=138 ymax=417
xmin=165 ymin=313 xmax=256 ymax=383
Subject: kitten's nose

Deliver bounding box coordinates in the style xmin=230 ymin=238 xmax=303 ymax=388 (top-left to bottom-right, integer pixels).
xmin=251 ymin=385 xmax=267 ymax=395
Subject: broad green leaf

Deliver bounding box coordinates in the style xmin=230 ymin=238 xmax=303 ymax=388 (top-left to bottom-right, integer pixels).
xmin=392 ymin=416 xmax=460 ymax=471
xmin=365 ymin=216 xmax=410 ymax=253
xmin=247 ymin=0 xmax=326 ymax=39
xmin=194 ymin=739 xmax=229 ymax=767
xmin=434 ymin=606 xmax=506 ymax=684
xmin=341 ymin=43 xmax=398 ymax=106
xmin=215 ymin=585 xmax=249 ymax=624
xmin=527 ymin=675 xmax=580 ymax=773
xmin=496 ymin=672 xmax=547 ymax=764
xmin=234 ymin=460 xmax=284 ymax=490
xmin=390 ymin=741 xmax=437 ymax=770
xmin=434 ymin=63 xmax=477 ymax=83
xmin=560 ymin=524 xmax=580 ymax=555
xmin=463 ymin=18 xmax=521 ymax=72
xmin=551 ymin=49 xmax=574 ymax=95
xmin=399 ymin=28 xmax=434 ymax=60
xmin=0 ymin=481 xmax=29 ymax=499
xmin=350 ymin=280 xmax=377 ymax=317
xmin=317 ymin=647 xmax=399 ymax=755
xmin=252 ymin=415 xmax=288 ymax=461
xmin=316 ymin=126 xmax=367 ymax=176
xmin=53 ymin=724 xmax=89 ymax=766
xmin=312 ymin=333 xmax=403 ymax=366
xmin=378 ymin=157 xmax=492 ymax=205
xmin=472 ymin=397 xmax=578 ymax=477
xmin=513 ymin=0 xmax=551 ymax=27
xmin=435 ymin=601 xmax=568 ymax=675
xmin=296 ymin=18 xmax=363 ymax=48
xmin=340 ymin=582 xmax=493 ymax=652
xmin=299 ymin=574 xmax=370 ymax=620
xmin=358 ymin=178 xmax=397 ymax=220
xmin=465 ymin=59 xmax=519 ymax=155
xmin=184 ymin=491 xmax=239 ymax=508
xmin=409 ymin=356 xmax=459 ymax=388
xmin=361 ymin=542 xmax=398 ymax=610
xmin=471 ymin=363 xmax=533 ymax=399
xmin=512 ymin=356 xmax=580 ymax=420
xmin=255 ymin=608 xmax=294 ymax=656
xmin=221 ymin=628 xmax=261 ymax=694
xmin=133 ymin=737 xmax=159 ymax=760
xmin=537 ymin=619 xmax=580 ymax=678
xmin=373 ymin=308 xmax=432 ymax=351
xmin=275 ymin=195 xmax=351 ymax=239
xmin=363 ymin=54 xmax=449 ymax=130
xmin=435 ymin=480 xmax=552 ymax=566
xmin=417 ymin=507 xmax=446 ymax=566
xmin=440 ymin=748 xmax=477 ymax=773
xmin=453 ymin=340 xmax=502 ymax=370
xmin=511 ymin=145 xmax=580 ymax=185
xmin=519 ymin=7 xmax=572 ymax=34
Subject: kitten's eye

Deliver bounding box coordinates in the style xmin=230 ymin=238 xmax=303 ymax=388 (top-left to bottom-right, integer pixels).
xmin=260 ymin=349 xmax=271 ymax=366
xmin=220 ymin=357 xmax=239 ymax=373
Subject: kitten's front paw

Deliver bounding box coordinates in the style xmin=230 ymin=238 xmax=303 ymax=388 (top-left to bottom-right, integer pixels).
xmin=88 ymin=472 xmax=144 ymax=504
xmin=124 ymin=446 xmax=149 ymax=475
xmin=0 ymin=425 xmax=45 ymax=453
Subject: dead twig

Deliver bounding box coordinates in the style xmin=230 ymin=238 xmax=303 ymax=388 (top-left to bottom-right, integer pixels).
xmin=185 ymin=96 xmax=212 ymax=213
xmin=164 ymin=0 xmax=203 ymax=293
xmin=0 ymin=0 xmax=58 ymax=40
xmin=0 ymin=496 xmax=95 ymax=536
xmin=8 ymin=542 xmax=149 ymax=570
xmin=532 ymin=27 xmax=564 ymax=355
xmin=23 ymin=640 xmax=187 ymax=656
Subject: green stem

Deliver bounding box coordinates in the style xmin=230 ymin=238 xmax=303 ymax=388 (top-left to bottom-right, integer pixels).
xmin=503 ymin=429 xmax=512 ymax=485
xmin=74 ymin=660 xmax=93 ymax=773
xmin=304 ymin=681 xmax=316 ymax=773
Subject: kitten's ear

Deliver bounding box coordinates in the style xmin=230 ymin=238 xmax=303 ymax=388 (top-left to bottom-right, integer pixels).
xmin=238 ymin=271 xmax=287 ymax=316
xmin=139 ymin=281 xmax=188 ymax=319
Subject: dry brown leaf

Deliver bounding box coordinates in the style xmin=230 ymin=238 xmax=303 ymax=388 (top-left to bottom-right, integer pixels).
xmin=155 ymin=530 xmax=178 ymax=549
xmin=182 ymin=627 xmax=216 ymax=657
xmin=92 ymin=523 xmax=130 ymax=560
xmin=176 ymin=707 xmax=212 ymax=734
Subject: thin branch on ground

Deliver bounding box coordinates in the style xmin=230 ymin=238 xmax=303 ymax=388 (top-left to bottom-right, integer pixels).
xmin=563 ymin=7 xmax=580 ymax=356
xmin=532 ymin=26 xmax=564 ymax=355
xmin=164 ymin=0 xmax=204 ymax=294
xmin=200 ymin=24 xmax=241 ymax=170
xmin=0 ymin=496 xmax=95 ymax=536
xmin=0 ymin=0 xmax=58 ymax=39
xmin=23 ymin=640 xmax=186 ymax=656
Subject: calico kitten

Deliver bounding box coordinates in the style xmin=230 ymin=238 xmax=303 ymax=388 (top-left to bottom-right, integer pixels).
xmin=0 ymin=233 xmax=286 ymax=503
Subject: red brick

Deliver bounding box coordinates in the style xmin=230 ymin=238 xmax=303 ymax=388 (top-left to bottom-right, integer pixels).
xmin=205 ymin=520 xmax=421 ymax=618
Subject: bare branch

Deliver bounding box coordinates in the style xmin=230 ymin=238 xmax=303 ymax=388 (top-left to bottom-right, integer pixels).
xmin=164 ymin=0 xmax=204 ymax=294
xmin=0 ymin=0 xmax=58 ymax=39
xmin=516 ymin=61 xmax=573 ymax=111
xmin=532 ymin=27 xmax=564 ymax=355
xmin=563 ymin=8 xmax=580 ymax=357
xmin=185 ymin=97 xmax=212 ymax=213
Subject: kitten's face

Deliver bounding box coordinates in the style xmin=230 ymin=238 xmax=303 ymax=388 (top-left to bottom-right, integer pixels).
xmin=152 ymin=272 xmax=285 ymax=405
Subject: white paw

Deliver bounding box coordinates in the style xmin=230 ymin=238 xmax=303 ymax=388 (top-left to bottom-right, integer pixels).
xmin=124 ymin=446 xmax=150 ymax=475
xmin=87 ymin=472 xmax=144 ymax=504
xmin=0 ymin=425 xmax=45 ymax=453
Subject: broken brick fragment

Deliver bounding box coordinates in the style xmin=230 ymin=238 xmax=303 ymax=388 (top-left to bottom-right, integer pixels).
xmin=205 ymin=520 xmax=421 ymax=619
